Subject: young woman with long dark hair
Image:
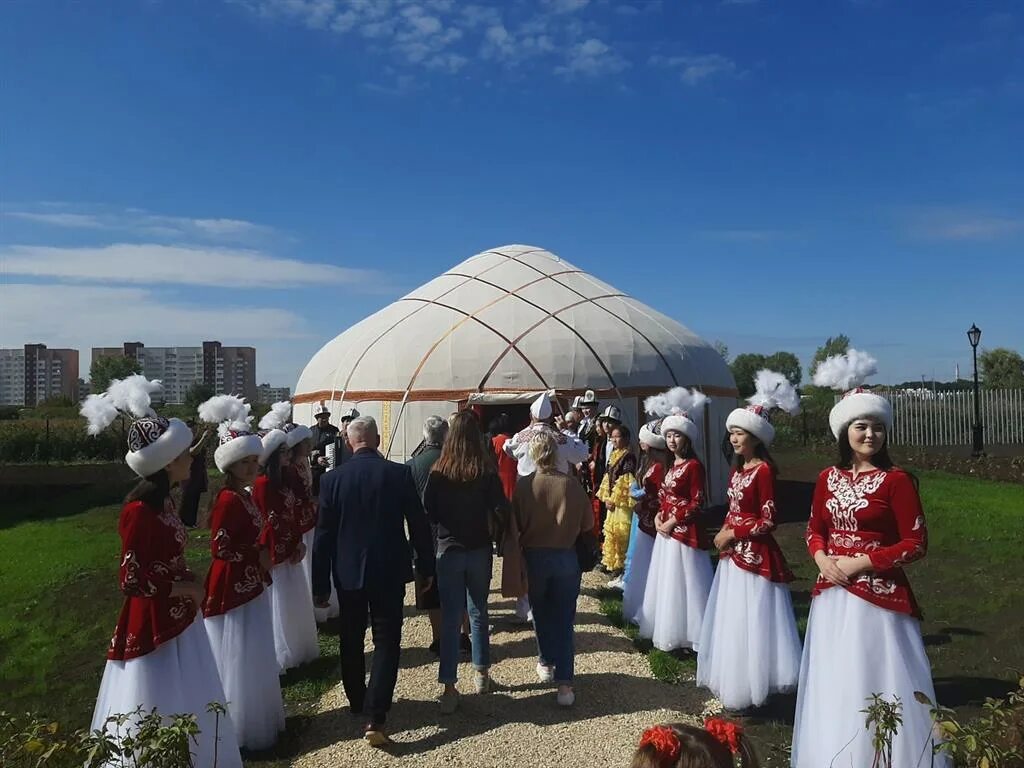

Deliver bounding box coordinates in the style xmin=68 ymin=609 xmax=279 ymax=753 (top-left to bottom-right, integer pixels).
xmin=598 ymin=423 xmax=637 ymax=581
xmin=254 ymin=402 xmax=319 ymax=672
xmin=697 ymin=371 xmax=802 ymax=711
xmin=423 ymin=411 xmax=508 ymax=713
xmin=199 ymin=395 xmax=284 ymax=750
xmin=621 ymin=418 xmax=670 ymax=624
xmin=637 ymin=388 xmax=714 ymax=653
xmin=791 ymin=350 xmax=948 ymax=768
xmin=83 ymin=376 xmax=243 ymax=768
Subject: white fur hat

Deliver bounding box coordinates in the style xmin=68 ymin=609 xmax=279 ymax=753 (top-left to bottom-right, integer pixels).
xmin=726 ymin=369 xmax=801 ymax=447
xmin=285 ymin=423 xmax=313 ymax=448
xmin=812 ymin=349 xmax=893 ymax=439
xmin=644 ymin=387 xmax=709 ymax=444
xmin=197 ymin=394 xmax=263 ymax=473
xmin=80 ymin=375 xmax=193 ymax=479
xmin=638 ymin=418 xmax=666 ymax=450
xmin=259 ymin=429 xmax=289 ymax=465
xmin=531 ymin=392 xmax=552 ymax=420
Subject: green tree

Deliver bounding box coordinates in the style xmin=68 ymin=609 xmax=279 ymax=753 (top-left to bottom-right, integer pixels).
xmin=764 ymin=351 xmax=802 ymax=387
xmin=184 ymin=382 xmax=216 ymax=412
xmin=809 ymin=334 xmax=851 ymax=380
xmin=978 ymin=347 xmax=1024 ymax=389
xmin=730 ymin=353 xmax=768 ymax=397
xmin=88 ymin=355 xmax=141 ymax=392
xmin=713 ymin=340 xmax=730 ymax=362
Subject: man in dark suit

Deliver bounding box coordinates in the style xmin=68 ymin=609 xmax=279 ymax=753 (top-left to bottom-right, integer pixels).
xmin=312 ymin=415 xmax=435 ymax=748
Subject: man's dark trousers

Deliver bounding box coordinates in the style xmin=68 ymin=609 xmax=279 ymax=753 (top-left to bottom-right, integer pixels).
xmin=338 ymin=581 xmax=406 ymax=724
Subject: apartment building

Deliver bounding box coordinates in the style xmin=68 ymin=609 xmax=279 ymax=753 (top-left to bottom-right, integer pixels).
xmin=256 ymin=383 xmax=291 ymax=404
xmin=0 ymin=344 xmax=80 ymax=406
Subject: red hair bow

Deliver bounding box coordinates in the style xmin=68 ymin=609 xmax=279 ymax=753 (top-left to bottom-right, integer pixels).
xmin=704 ymin=718 xmax=742 ymax=754
xmin=639 ymin=725 xmax=682 ymax=764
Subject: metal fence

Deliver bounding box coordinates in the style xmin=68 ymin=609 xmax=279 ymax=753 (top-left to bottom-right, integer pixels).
xmin=878 ymin=388 xmax=1024 ymax=447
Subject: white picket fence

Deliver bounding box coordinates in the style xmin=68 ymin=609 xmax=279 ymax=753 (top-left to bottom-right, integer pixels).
xmin=877 ymin=388 xmax=1024 ymax=447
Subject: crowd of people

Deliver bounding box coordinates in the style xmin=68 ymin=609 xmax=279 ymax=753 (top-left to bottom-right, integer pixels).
xmin=78 ymin=346 xmax=947 ymax=767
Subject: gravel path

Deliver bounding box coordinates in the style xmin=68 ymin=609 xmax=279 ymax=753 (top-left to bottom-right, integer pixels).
xmin=293 ymin=561 xmax=718 ymax=767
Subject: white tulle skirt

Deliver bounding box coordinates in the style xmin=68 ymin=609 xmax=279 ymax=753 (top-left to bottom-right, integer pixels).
xmin=622 ymin=529 xmax=655 ymax=625
xmin=204 ymin=590 xmax=285 ymax=750
xmin=90 ymin=617 xmax=243 ymax=768
xmin=696 ymin=559 xmax=802 ymax=710
xmin=791 ymin=587 xmax=950 ymax=768
xmin=269 ymin=559 xmax=320 ymax=671
xmin=637 ymin=534 xmax=713 ymax=652
xmin=304 ymin=529 xmax=341 ymax=623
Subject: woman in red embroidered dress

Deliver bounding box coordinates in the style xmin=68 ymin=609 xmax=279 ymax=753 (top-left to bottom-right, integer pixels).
xmin=791 ymin=350 xmax=949 ymax=768
xmin=637 ymin=388 xmax=714 ymax=652
xmin=697 ymin=371 xmax=802 ymax=710
xmin=255 ymin=402 xmax=320 ymax=672
xmin=199 ymin=395 xmax=285 ymax=751
xmin=84 ymin=376 xmax=242 ymax=768
xmin=621 ymin=418 xmax=669 ymax=625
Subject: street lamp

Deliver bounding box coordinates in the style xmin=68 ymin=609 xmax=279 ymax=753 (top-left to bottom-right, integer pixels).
xmin=967 ymin=323 xmax=985 ymax=457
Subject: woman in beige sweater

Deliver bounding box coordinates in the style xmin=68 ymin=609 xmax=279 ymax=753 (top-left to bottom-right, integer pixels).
xmin=512 ymin=432 xmax=594 ymax=707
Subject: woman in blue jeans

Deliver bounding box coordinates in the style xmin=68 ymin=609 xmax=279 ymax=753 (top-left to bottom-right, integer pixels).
xmin=512 ymin=432 xmax=595 ymax=707
xmin=423 ymin=412 xmax=509 ymax=714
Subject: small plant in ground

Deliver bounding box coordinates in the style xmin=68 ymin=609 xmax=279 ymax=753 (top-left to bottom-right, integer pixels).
xmin=863 ymin=693 xmax=903 ymax=768
xmin=918 ymin=677 xmax=1024 ymax=768
xmin=0 ymin=703 xmax=226 ymax=768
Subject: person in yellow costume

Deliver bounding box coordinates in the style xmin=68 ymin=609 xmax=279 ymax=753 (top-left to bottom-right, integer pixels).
xmin=598 ymin=423 xmax=637 ymax=579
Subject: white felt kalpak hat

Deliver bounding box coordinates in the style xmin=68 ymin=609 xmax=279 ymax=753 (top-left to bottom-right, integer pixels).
xmin=80 ymin=375 xmax=193 ymax=479
xmin=339 ymin=407 xmax=360 ymax=421
xmin=812 ymin=348 xmax=893 ymax=439
xmin=726 ymin=370 xmax=801 ymax=447
xmin=600 ymin=405 xmax=622 ymax=423
xmin=198 ymin=394 xmax=263 ymax=472
xmin=644 ymin=387 xmax=709 ymax=444
xmin=258 ymin=400 xmax=292 ymax=464
xmin=638 ymin=418 xmax=667 ymax=450
xmin=579 ymin=389 xmax=598 ymax=406
xmin=531 ymin=392 xmax=553 ymax=420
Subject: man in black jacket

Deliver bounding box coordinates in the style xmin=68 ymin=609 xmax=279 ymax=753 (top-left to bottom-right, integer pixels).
xmin=313 ymin=416 xmax=435 ymax=747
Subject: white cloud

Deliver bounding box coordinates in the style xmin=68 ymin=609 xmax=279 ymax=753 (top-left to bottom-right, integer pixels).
xmin=555 ymin=37 xmax=628 ymax=78
xmin=650 ymin=53 xmax=738 ymax=85
xmin=4 ymin=205 xmax=274 ymax=243
xmin=0 ymin=283 xmax=318 ymax=386
xmin=542 ymin=0 xmax=590 ymax=13
xmin=1 ymin=243 xmax=382 ymax=289
xmin=905 ymin=209 xmax=1024 ymax=241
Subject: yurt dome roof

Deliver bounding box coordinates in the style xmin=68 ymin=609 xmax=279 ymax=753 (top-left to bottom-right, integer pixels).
xmin=294 ymin=244 xmax=736 ymax=405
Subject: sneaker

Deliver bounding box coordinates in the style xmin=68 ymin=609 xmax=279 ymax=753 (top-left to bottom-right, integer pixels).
xmin=439 ymin=689 xmax=460 ymax=715
xmin=606 ymin=576 xmax=624 ymax=590
xmin=536 ymin=662 xmax=554 ymax=683
xmin=473 ymin=671 xmax=491 ymax=694
xmin=459 ymin=633 xmax=471 ymax=655
xmin=557 ymin=688 xmax=576 ymax=707
xmin=364 ymin=724 xmax=393 ymax=748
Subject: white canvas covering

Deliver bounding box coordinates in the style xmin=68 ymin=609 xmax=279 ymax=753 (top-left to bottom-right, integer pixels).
xmin=293 ymin=245 xmax=738 ymax=502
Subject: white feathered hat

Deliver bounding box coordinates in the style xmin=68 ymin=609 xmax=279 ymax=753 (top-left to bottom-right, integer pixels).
xmin=530 ymin=392 xmax=553 ymax=420
xmin=258 ymin=400 xmax=292 ymax=465
xmin=285 ymin=422 xmax=313 ymax=448
xmin=726 ymin=370 xmax=801 ymax=447
xmin=638 ymin=418 xmax=667 ymax=450
xmin=80 ymin=375 xmax=193 ymax=479
xmin=812 ymin=349 xmax=893 ymax=439
xmin=644 ymin=387 xmax=708 ymax=444
xmin=197 ymin=394 xmax=263 ymax=472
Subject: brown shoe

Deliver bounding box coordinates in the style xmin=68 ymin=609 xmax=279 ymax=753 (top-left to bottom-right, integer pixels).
xmin=364 ymin=724 xmax=393 ymax=748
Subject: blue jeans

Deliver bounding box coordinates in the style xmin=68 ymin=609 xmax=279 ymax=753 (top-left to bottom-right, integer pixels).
xmin=436 ymin=547 xmax=492 ymax=683
xmin=524 ymin=547 xmax=581 ymax=685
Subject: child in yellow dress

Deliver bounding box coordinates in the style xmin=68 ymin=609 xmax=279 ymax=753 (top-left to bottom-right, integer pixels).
xmin=598 ymin=424 xmax=637 ymax=578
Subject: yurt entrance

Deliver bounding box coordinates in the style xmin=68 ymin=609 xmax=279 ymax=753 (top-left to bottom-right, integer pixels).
xmin=472 ymin=403 xmax=532 ymax=434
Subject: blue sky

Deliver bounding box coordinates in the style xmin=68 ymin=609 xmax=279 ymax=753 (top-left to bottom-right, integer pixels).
xmin=2 ymin=0 xmax=1022 ymax=388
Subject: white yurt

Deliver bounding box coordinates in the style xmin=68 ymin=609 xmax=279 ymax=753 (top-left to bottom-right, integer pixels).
xmin=293 ymin=245 xmax=738 ymax=502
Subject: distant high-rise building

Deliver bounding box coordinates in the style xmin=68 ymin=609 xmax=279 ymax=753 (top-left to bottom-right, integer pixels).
xmin=256 ymin=383 xmax=291 ymax=404
xmin=0 ymin=344 xmax=79 ymax=406
xmin=91 ymin=341 xmax=257 ymax=404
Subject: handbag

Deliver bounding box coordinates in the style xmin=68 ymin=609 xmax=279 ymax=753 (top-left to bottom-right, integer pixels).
xmin=575 ymin=529 xmax=600 ymax=572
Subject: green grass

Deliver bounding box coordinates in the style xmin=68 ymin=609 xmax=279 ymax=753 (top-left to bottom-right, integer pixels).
xmin=0 ymin=486 xmax=340 ymax=766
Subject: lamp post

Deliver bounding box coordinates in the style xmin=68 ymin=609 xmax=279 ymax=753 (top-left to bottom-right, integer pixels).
xmin=967 ymin=323 xmax=985 ymax=458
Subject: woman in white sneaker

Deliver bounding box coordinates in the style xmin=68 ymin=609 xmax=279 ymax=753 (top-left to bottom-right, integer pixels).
xmin=512 ymin=432 xmax=595 ymax=707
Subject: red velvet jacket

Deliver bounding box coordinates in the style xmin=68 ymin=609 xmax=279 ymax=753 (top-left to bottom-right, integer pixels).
xmin=285 ymin=463 xmax=317 ymax=534
xmin=108 ymin=499 xmax=197 ymax=661
xmin=203 ymin=488 xmax=271 ymax=617
xmin=657 ymin=458 xmax=708 ymax=549
xmin=636 ymin=461 xmax=665 ymax=536
xmin=252 ymin=474 xmax=302 ymax=566
xmin=722 ymin=463 xmax=794 ymax=583
xmin=806 ymin=466 xmax=928 ymax=618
